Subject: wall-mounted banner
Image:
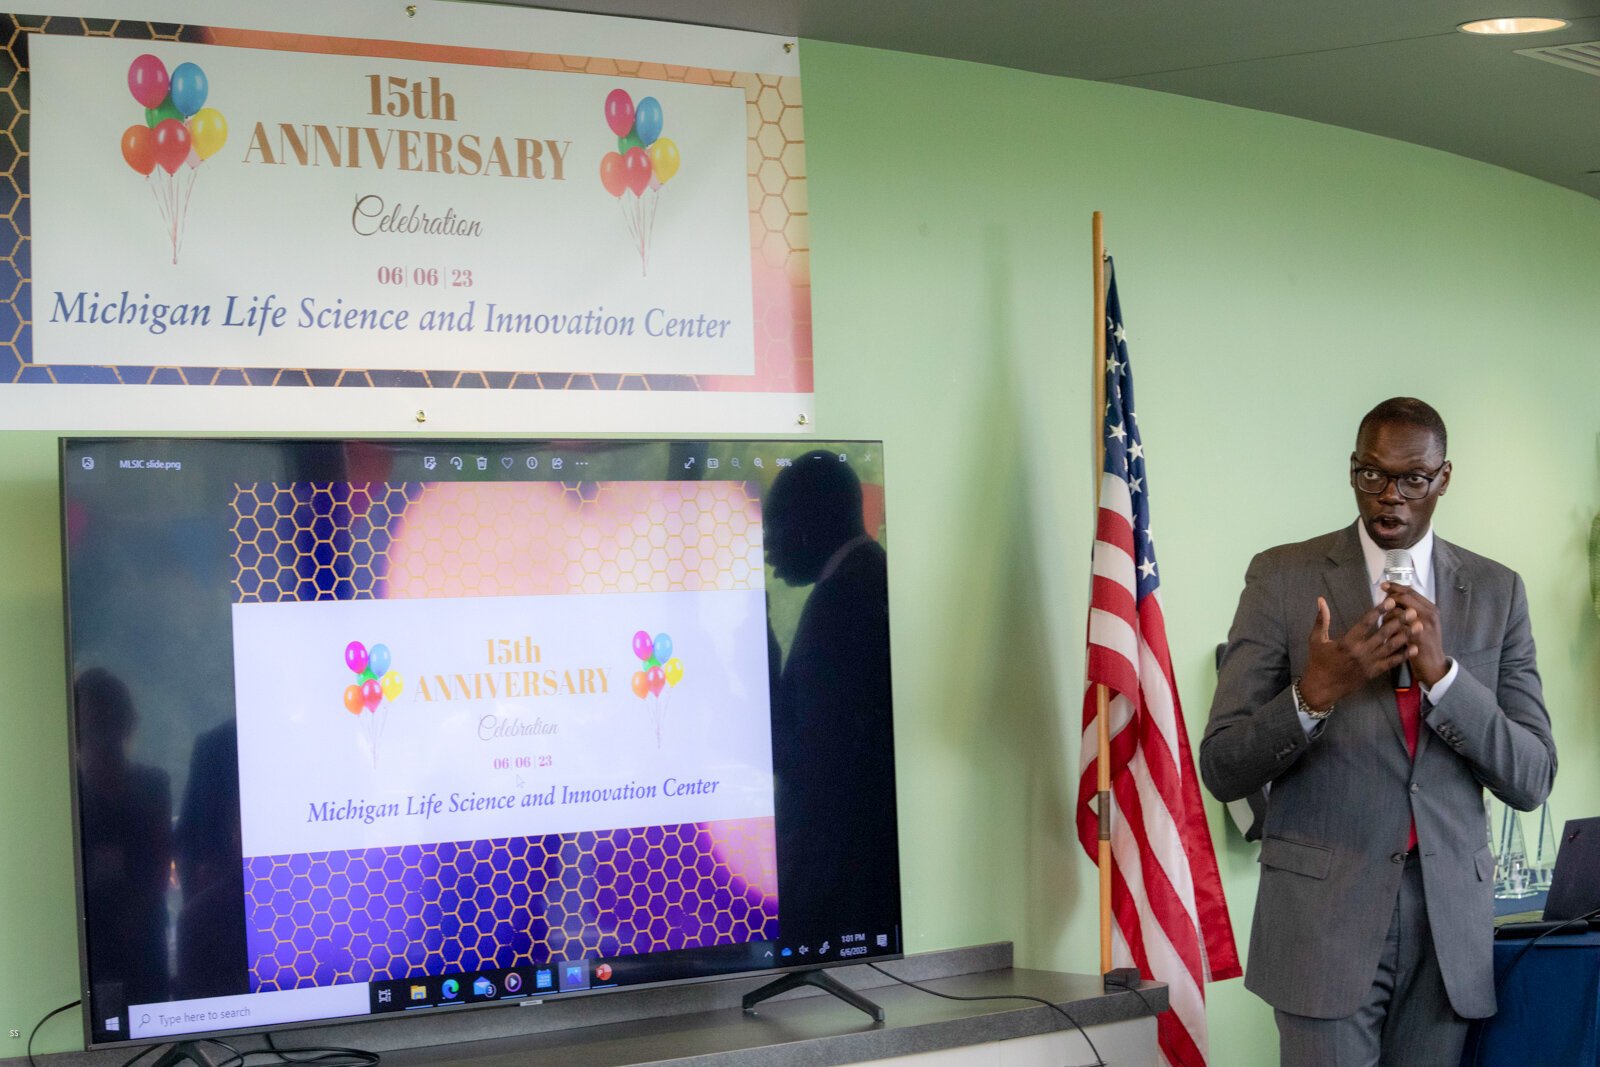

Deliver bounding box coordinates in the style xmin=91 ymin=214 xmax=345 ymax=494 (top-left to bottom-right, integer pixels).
xmin=3 ymin=3 xmax=812 ymax=433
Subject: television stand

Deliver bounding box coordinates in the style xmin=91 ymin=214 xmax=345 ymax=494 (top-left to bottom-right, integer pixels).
xmin=741 ymin=967 xmax=885 ymax=1022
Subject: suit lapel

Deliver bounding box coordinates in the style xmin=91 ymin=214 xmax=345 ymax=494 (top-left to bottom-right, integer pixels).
xmin=1432 ymin=537 xmax=1471 ymax=642
xmin=1323 ymin=524 xmax=1373 ymax=642
xmin=1417 ymin=537 xmax=1471 ymax=763
xmin=1324 ymin=523 xmax=1408 ymax=752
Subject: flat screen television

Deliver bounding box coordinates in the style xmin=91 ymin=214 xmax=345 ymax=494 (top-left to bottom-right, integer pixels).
xmin=59 ymin=437 xmax=901 ymax=1048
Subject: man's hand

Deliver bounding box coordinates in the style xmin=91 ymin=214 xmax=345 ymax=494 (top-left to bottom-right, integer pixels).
xmin=1383 ymin=582 xmax=1449 ymax=687
xmin=1298 ymin=595 xmax=1410 ymax=711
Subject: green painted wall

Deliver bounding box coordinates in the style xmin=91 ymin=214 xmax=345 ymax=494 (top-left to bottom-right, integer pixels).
xmin=6 ymin=35 xmax=1600 ymax=1066
xmin=795 ymin=42 xmax=1600 ymax=1067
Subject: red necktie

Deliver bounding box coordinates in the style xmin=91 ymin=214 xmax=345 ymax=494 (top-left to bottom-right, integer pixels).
xmin=1397 ymin=683 xmax=1421 ymax=852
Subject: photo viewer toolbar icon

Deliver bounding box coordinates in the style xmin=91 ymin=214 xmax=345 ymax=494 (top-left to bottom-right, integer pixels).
xmin=560 ymin=961 xmax=591 ymax=991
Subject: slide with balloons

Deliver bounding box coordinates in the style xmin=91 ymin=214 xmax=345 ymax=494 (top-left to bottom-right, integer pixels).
xmin=225 ymin=477 xmax=780 ymax=987
xmin=230 ymin=586 xmax=774 ymax=859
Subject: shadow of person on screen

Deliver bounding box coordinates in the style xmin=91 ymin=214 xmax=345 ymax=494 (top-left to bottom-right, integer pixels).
xmin=174 ymin=718 xmax=250 ymax=997
xmin=75 ymin=668 xmax=173 ymax=1006
xmin=766 ymin=451 xmax=900 ymax=945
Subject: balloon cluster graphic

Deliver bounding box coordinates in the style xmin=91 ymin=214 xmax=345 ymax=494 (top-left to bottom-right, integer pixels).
xmin=121 ymin=54 xmax=229 ymax=264
xmin=629 ymin=630 xmax=684 ymax=747
xmin=599 ymin=89 xmax=681 ymax=275
xmin=342 ymin=641 xmax=402 ymax=765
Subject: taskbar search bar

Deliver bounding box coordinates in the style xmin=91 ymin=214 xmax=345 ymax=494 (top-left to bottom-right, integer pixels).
xmin=128 ymin=982 xmax=370 ymax=1040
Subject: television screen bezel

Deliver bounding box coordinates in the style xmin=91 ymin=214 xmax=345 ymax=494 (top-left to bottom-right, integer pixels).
xmin=59 ymin=434 xmax=904 ymax=1050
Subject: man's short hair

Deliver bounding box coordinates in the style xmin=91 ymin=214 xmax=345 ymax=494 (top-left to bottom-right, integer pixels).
xmin=1356 ymin=397 xmax=1447 ymax=456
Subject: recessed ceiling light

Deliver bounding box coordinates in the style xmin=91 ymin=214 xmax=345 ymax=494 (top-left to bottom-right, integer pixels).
xmin=1458 ymin=16 xmax=1570 ymax=35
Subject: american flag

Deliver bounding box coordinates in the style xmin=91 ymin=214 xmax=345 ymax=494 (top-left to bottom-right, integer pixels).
xmin=1076 ymin=258 xmax=1240 ymax=1067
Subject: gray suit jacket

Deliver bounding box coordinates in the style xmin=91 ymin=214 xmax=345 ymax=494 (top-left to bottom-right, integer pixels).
xmin=1201 ymin=523 xmax=1556 ymax=1020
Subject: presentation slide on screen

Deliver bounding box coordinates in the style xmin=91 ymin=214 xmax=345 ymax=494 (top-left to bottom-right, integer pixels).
xmin=227 ymin=478 xmax=782 ymax=991
xmin=232 ymin=588 xmax=775 ymax=859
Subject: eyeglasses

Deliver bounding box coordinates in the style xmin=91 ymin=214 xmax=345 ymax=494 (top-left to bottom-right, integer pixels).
xmin=1350 ymin=461 xmax=1448 ymax=500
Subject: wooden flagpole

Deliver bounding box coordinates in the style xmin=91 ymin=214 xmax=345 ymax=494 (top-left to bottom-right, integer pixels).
xmin=1092 ymin=211 xmax=1113 ymax=976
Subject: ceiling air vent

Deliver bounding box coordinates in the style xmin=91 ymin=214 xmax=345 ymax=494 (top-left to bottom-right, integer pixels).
xmin=1516 ymin=40 xmax=1600 ymax=76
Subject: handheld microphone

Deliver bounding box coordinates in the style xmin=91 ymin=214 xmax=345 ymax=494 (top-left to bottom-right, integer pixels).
xmin=1382 ymin=549 xmax=1415 ymax=688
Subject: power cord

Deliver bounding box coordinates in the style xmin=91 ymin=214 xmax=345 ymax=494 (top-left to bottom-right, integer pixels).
xmin=1102 ymin=967 xmax=1165 ymax=1021
xmin=210 ymin=1031 xmax=379 ymax=1067
xmin=152 ymin=1038 xmax=378 ymax=1067
xmin=118 ymin=1036 xmax=376 ymax=1067
xmin=866 ymin=962 xmax=1106 ymax=1067
xmin=206 ymin=1048 xmax=379 ymax=1067
xmin=26 ymin=1000 xmax=80 ymax=1067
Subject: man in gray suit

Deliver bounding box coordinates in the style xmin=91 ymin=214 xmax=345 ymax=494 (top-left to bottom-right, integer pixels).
xmin=1202 ymin=397 xmax=1555 ymax=1066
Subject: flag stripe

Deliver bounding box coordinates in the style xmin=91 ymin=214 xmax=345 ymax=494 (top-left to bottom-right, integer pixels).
xmin=1088 ymin=607 xmax=1139 ymax=674
xmin=1086 ymin=643 xmax=1140 ymax=702
xmin=1078 ymin=259 xmax=1241 ymax=1067
xmin=1096 ymin=499 xmax=1137 ymax=556
xmin=1092 ymin=571 xmax=1138 ymax=621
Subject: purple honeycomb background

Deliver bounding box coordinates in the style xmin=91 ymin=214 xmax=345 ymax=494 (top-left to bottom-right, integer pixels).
xmin=244 ymin=818 xmax=779 ymax=990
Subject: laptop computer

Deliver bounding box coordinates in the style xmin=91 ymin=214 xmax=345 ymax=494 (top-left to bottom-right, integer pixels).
xmin=1542 ymin=817 xmax=1600 ymax=920
xmin=1494 ymin=816 xmax=1600 ymax=937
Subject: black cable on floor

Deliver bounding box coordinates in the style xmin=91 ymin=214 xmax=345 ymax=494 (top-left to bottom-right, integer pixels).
xmin=866 ymin=962 xmax=1106 ymax=1067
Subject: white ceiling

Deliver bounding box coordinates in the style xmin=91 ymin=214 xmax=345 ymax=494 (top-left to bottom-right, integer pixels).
xmin=502 ymin=0 xmax=1600 ymax=199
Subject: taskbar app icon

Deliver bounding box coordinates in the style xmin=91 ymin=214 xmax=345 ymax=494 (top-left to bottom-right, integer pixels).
xmin=466 ymin=968 xmax=529 ymax=1001
xmin=560 ymin=959 xmax=591 ymax=992
xmin=371 ymin=968 xmax=528 ymax=1012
